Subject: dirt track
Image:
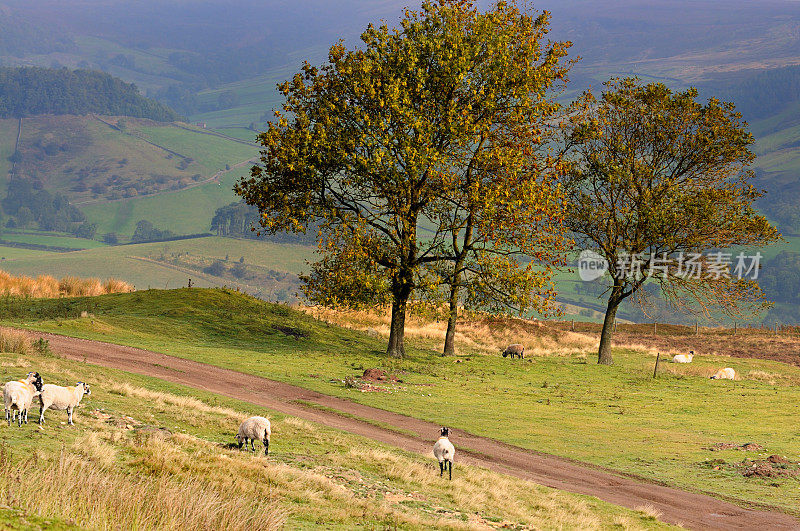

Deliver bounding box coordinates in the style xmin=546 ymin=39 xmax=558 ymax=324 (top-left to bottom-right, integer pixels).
xmin=34 ymin=331 xmax=799 ymax=530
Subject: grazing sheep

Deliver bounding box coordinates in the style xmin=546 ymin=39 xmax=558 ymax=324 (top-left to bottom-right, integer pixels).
xmin=672 ymin=351 xmax=694 ymax=363
xmin=4 ymin=372 xmax=43 ymax=427
xmin=38 ymin=382 xmax=90 ymax=425
xmin=236 ymin=416 xmax=271 ymax=455
xmin=433 ymin=426 xmax=455 ymax=480
xmin=710 ymin=368 xmax=736 ymax=380
xmin=502 ymin=344 xmax=524 ymax=359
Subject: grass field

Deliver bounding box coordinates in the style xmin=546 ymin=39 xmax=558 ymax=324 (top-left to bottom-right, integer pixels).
xmin=0 ymin=334 xmax=666 ymax=529
xmin=0 ymin=245 xmax=58 ymax=261
xmin=82 ymin=166 xmax=248 ymax=236
xmin=4 ymin=288 xmax=799 ymax=516
xmin=0 ymin=236 xmax=313 ymax=294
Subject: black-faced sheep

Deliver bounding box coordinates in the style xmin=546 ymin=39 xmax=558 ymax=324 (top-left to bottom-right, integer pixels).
xmin=237 ymin=416 xmax=271 ymax=455
xmin=502 ymin=344 xmax=524 ymax=359
xmin=38 ymin=382 xmax=90 ymax=425
xmin=433 ymin=426 xmax=455 ymax=480
xmin=4 ymin=372 xmax=43 ymax=426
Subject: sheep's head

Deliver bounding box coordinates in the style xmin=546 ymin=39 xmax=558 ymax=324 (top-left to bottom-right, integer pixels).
xmin=77 ymin=382 xmax=91 ymax=396
xmin=27 ymin=372 xmax=43 ymax=392
xmin=439 ymin=426 xmax=450 ymax=438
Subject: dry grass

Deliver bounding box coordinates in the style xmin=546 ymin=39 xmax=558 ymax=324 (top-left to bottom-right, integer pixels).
xmin=0 ymin=270 xmax=133 ymax=298
xmin=301 ymin=305 xmax=597 ymax=356
xmin=0 ymin=327 xmax=33 ymax=356
xmin=0 ymin=446 xmax=287 ymax=530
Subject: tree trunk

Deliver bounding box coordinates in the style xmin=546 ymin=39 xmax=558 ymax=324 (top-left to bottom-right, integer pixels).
xmin=442 ymin=274 xmax=460 ymax=356
xmin=598 ymin=296 xmax=621 ymax=365
xmin=387 ymin=272 xmax=413 ymax=359
xmin=387 ymin=298 xmax=407 ymax=358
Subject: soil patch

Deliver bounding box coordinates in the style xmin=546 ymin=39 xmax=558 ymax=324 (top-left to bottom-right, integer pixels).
xmin=705 ymin=442 xmax=765 ymax=452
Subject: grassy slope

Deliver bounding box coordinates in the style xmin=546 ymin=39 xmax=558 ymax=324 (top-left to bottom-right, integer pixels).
xmin=82 ymin=166 xmax=247 ymax=235
xmin=0 ymin=236 xmax=313 ymax=290
xmin=4 ymin=289 xmax=800 ymax=514
xmin=0 ymin=345 xmax=665 ymax=529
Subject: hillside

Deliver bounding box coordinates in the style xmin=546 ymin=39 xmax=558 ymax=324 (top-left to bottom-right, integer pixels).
xmin=0 ymin=236 xmax=313 ymax=301
xmin=4 ymin=288 xmax=800 ymax=518
xmin=0 ymin=67 xmax=180 ymax=121
xmin=0 ymin=330 xmax=664 ymax=529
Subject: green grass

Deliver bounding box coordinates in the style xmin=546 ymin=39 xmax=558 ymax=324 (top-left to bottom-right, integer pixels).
xmin=136 ymin=124 xmax=256 ymax=173
xmin=4 ymin=288 xmax=799 ymax=515
xmin=0 ymin=245 xmax=57 ymax=261
xmin=0 ymin=338 xmax=666 ymax=529
xmin=82 ymin=167 xmax=248 ymax=235
xmin=0 ymin=236 xmax=313 ymax=292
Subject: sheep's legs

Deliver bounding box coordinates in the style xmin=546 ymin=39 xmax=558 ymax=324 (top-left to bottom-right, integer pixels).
xmin=38 ymin=406 xmax=47 ymax=425
xmin=67 ymin=407 xmax=74 ymax=425
xmin=250 ymin=439 xmax=256 ymax=452
xmin=439 ymin=461 xmax=444 ymax=477
xmin=448 ymin=460 xmax=452 ymax=480
xmin=264 ymin=438 xmax=269 ymax=455
xmin=5 ymin=409 xmax=9 ymax=427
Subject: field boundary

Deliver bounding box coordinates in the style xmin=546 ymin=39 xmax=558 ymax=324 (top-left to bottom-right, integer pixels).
xmin=27 ymin=330 xmax=800 ymax=530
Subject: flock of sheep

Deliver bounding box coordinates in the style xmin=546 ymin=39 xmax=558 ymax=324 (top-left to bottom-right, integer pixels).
xmin=5 ymin=344 xmax=732 ymax=482
xmin=2 ymin=371 xmax=458 ymax=480
xmin=4 ymin=371 xmax=91 ymax=426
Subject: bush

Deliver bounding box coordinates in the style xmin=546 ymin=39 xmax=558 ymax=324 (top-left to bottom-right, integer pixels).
xmin=203 ymin=260 xmax=227 ymax=277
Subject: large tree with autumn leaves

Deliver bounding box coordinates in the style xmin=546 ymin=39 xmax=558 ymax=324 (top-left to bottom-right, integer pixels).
xmin=236 ymin=0 xmax=572 ymax=358
xmin=561 ymin=78 xmax=781 ymax=365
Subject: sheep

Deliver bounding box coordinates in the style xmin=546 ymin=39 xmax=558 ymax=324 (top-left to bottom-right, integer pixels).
xmin=433 ymin=426 xmax=455 ymax=480
xmin=38 ymin=382 xmax=90 ymax=425
xmin=710 ymin=368 xmax=736 ymax=380
xmin=236 ymin=416 xmax=271 ymax=455
xmin=4 ymin=372 xmax=43 ymax=427
xmin=672 ymin=350 xmax=694 ymax=363
xmin=502 ymin=344 xmax=524 ymax=359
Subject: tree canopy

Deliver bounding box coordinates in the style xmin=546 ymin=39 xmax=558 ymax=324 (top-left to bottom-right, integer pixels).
xmin=237 ymin=0 xmax=572 ymax=358
xmin=561 ymin=78 xmax=781 ymax=364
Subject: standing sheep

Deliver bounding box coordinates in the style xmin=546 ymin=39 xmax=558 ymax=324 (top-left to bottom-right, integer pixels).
xmin=672 ymin=351 xmax=694 ymax=363
xmin=4 ymin=372 xmax=43 ymax=426
xmin=433 ymin=427 xmax=455 ymax=480
xmin=502 ymin=344 xmax=524 ymax=359
xmin=236 ymin=416 xmax=271 ymax=455
xmin=38 ymin=382 xmax=90 ymax=425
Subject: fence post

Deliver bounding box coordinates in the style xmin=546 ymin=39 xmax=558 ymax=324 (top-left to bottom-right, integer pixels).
xmin=571 ymin=319 xmax=574 ymax=332
xmin=734 ymin=322 xmax=737 ymax=335
xmin=654 ymin=322 xmax=657 ymax=335
xmin=653 ymin=352 xmax=660 ymax=378
xmin=695 ymin=320 xmax=698 ymax=335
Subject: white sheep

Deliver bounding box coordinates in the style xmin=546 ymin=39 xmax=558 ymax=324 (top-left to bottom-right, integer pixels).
xmin=4 ymin=372 xmax=43 ymax=427
xmin=672 ymin=350 xmax=694 ymax=363
xmin=38 ymin=382 xmax=90 ymax=425
xmin=433 ymin=426 xmax=455 ymax=480
xmin=236 ymin=416 xmax=271 ymax=455
xmin=710 ymin=368 xmax=736 ymax=380
xmin=502 ymin=344 xmax=524 ymax=359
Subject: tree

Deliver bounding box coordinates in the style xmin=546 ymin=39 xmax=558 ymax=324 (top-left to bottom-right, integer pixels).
xmin=561 ymin=78 xmax=781 ymax=365
xmin=237 ymin=0 xmax=571 ymax=358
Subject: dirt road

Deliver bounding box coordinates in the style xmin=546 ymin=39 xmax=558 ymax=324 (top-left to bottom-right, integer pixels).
xmin=34 ymin=331 xmax=799 ymax=530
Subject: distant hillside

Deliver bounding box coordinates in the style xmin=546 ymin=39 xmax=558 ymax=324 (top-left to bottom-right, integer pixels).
xmin=0 ymin=67 xmax=180 ymax=121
